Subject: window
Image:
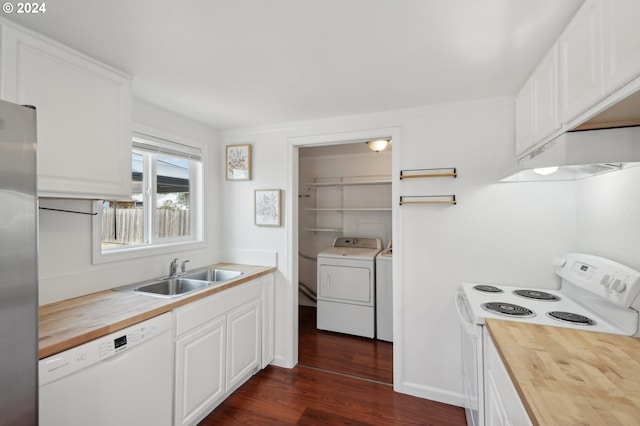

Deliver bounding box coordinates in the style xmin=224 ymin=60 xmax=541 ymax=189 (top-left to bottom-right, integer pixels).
xmin=95 ymin=132 xmax=203 ymax=259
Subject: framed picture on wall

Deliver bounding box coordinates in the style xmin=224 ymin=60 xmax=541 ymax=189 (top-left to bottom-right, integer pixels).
xmin=254 ymin=189 xmax=281 ymax=227
xmin=226 ymin=144 xmax=251 ymax=180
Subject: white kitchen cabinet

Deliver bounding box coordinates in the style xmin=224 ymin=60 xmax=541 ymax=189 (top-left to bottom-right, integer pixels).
xmin=531 ymin=44 xmax=561 ymax=144
xmin=602 ymin=0 xmax=640 ymax=94
xmin=172 ymin=276 xmax=267 ymax=426
xmin=174 ymin=316 xmax=226 ymax=426
xmin=226 ymin=300 xmax=261 ymax=393
xmin=515 ymin=44 xmax=560 ymax=156
xmin=515 ymin=79 xmax=534 ymax=155
xmin=560 ymin=0 xmax=605 ymax=123
xmin=483 ymin=331 xmax=532 ymax=426
xmin=0 ymin=20 xmax=132 ymax=199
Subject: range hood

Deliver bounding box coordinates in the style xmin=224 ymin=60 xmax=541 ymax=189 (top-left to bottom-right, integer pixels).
xmin=502 ymin=126 xmax=640 ymax=182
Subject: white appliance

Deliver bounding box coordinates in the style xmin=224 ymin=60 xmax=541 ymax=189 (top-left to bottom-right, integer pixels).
xmin=455 ymin=253 xmax=640 ymax=426
xmin=502 ymin=126 xmax=640 ymax=182
xmin=376 ymin=242 xmax=393 ymax=342
xmin=39 ymin=313 xmax=173 ymax=426
xmin=317 ymin=236 xmax=382 ymax=338
xmin=0 ymin=100 xmax=38 ymax=424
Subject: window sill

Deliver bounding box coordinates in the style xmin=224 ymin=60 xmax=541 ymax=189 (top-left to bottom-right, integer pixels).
xmin=92 ymin=239 xmax=206 ymax=265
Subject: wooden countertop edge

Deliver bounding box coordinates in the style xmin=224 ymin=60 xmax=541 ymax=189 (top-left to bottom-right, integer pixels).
xmin=485 ymin=318 xmax=640 ymax=425
xmin=485 ymin=320 xmax=540 ymax=426
xmin=39 ymin=264 xmax=276 ymax=359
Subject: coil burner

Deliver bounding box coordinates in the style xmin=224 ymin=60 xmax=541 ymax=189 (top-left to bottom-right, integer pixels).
xmin=481 ymin=302 xmax=535 ymax=318
xmin=547 ymin=311 xmax=596 ymax=326
xmin=473 ymin=285 xmax=503 ymax=293
xmin=513 ymin=289 xmax=560 ymax=301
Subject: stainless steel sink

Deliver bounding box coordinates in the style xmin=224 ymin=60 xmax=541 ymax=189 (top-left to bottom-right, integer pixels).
xmin=116 ymin=268 xmax=244 ymax=298
xmin=182 ymin=268 xmax=244 ymax=282
xmin=123 ymin=278 xmax=212 ymax=298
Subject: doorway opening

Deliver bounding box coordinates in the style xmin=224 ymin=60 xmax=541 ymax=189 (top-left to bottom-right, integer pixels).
xmin=296 ymin=139 xmax=393 ymax=384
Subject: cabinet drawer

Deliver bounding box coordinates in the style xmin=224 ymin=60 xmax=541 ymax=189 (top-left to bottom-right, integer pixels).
xmin=174 ymin=279 xmax=261 ymax=337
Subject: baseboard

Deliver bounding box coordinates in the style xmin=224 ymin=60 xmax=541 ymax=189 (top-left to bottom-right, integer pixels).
xmin=395 ymin=380 xmax=465 ymax=407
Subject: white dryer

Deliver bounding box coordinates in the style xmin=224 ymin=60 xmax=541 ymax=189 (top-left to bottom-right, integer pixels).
xmin=317 ymin=236 xmax=382 ymax=338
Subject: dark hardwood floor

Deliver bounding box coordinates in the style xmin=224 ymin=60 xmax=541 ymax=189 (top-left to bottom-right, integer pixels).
xmin=200 ymin=306 xmax=466 ymax=425
xmin=297 ymin=305 xmax=394 ymax=384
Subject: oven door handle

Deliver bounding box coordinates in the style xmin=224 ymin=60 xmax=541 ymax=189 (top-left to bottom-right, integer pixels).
xmin=455 ymin=289 xmax=478 ymax=335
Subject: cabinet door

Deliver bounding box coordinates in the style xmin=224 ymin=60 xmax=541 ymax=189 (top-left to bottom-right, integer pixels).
xmin=174 ymin=316 xmax=226 ymax=426
xmin=532 ymin=44 xmax=560 ymax=143
xmin=485 ymin=369 xmax=508 ymax=426
xmin=603 ymin=0 xmax=640 ymax=93
xmin=483 ymin=332 xmax=532 ymax=425
xmin=560 ymin=0 xmax=605 ymax=123
xmin=515 ymin=79 xmax=533 ymax=155
xmin=226 ymin=299 xmax=261 ymax=393
xmin=0 ymin=24 xmax=132 ymax=199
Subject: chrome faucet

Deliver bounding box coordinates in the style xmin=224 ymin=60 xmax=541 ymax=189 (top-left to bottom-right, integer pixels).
xmin=180 ymin=259 xmax=190 ymax=274
xmin=169 ymin=258 xmax=179 ymax=277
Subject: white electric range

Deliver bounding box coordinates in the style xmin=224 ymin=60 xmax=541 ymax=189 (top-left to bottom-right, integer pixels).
xmin=455 ymin=253 xmax=640 ymax=426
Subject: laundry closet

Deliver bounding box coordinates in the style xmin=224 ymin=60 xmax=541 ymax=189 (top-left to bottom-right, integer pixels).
xmin=297 ymin=141 xmax=392 ymax=341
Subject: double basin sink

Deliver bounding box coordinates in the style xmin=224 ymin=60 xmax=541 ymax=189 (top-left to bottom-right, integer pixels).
xmin=117 ymin=268 xmax=244 ymax=299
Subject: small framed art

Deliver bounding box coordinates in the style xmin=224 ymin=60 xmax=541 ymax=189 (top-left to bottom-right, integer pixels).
xmin=226 ymin=144 xmax=251 ymax=180
xmin=254 ymin=189 xmax=281 ymax=227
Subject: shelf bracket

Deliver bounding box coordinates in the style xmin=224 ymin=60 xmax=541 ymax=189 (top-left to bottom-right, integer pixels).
xmin=400 ymin=167 xmax=457 ymax=179
xmin=399 ymin=195 xmax=456 ymax=206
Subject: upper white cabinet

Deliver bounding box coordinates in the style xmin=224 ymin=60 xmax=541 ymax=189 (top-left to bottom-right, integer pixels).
xmin=560 ymin=0 xmax=605 ymax=123
xmin=515 ymin=45 xmax=560 ymax=155
xmin=532 ymin=44 xmax=561 ymax=144
xmin=515 ymin=79 xmax=534 ymax=155
xmin=602 ymin=0 xmax=640 ymax=93
xmin=0 ymin=21 xmax=132 ymax=199
xmin=515 ymin=0 xmax=640 ymax=157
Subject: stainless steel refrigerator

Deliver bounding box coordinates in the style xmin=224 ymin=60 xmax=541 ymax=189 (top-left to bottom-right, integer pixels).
xmin=0 ymin=99 xmax=38 ymax=425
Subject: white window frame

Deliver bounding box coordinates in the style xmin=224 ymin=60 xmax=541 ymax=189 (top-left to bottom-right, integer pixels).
xmin=92 ymin=130 xmax=205 ymax=264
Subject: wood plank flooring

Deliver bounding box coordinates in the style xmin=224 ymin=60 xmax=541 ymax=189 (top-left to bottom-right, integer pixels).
xmin=200 ymin=306 xmax=466 ymax=425
xmin=297 ymin=305 xmax=393 ymax=384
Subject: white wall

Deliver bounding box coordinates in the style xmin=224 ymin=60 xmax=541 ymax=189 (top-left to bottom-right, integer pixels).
xmin=38 ymin=99 xmax=222 ymax=304
xmin=575 ymin=165 xmax=640 ymax=271
xmin=221 ymin=97 xmax=576 ymax=405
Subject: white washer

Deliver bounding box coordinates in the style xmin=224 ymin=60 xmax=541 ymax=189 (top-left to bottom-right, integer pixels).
xmin=376 ymin=244 xmax=393 ymax=342
xmin=317 ymin=236 xmax=382 ymax=338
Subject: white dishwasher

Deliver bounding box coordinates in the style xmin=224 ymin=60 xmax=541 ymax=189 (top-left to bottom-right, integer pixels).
xmin=39 ymin=312 xmax=173 ymax=426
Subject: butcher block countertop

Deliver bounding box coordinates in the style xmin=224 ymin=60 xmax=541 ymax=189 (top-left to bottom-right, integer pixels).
xmin=486 ymin=319 xmax=640 ymax=425
xmin=39 ymin=263 xmax=275 ymax=360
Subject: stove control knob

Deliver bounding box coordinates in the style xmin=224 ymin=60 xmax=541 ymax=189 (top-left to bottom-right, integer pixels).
xmin=600 ymin=274 xmax=613 ymax=287
xmin=610 ymin=279 xmax=627 ymax=293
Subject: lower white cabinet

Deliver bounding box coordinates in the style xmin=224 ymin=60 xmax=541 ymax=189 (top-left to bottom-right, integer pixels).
xmin=483 ymin=331 xmax=532 ymax=426
xmin=174 ymin=316 xmax=226 ymax=426
xmin=226 ymin=300 xmax=261 ymax=393
xmin=173 ymin=275 xmax=270 ymax=426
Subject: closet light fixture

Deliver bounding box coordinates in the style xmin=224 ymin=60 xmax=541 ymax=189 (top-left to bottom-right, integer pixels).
xmin=366 ymin=139 xmax=390 ymax=153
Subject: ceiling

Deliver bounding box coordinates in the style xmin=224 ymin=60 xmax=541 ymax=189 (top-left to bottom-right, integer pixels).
xmin=5 ymin=0 xmax=583 ymax=130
